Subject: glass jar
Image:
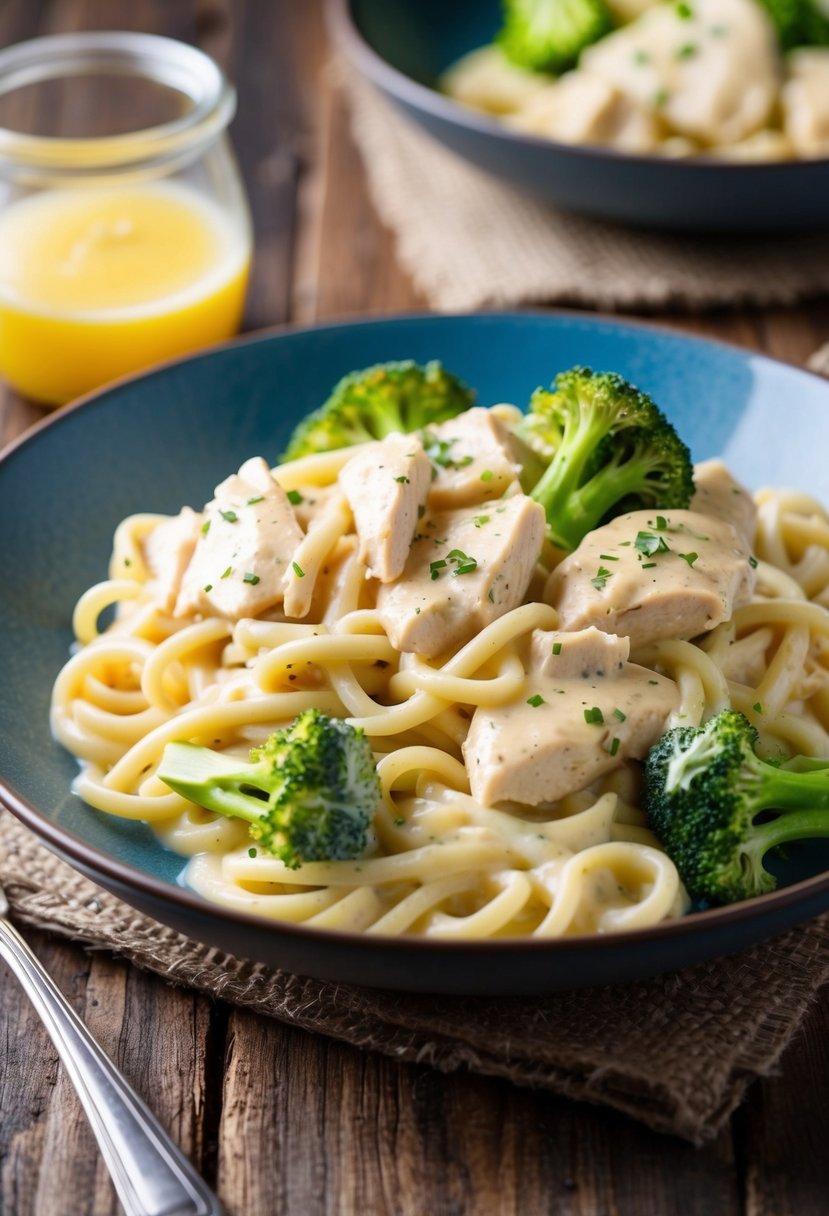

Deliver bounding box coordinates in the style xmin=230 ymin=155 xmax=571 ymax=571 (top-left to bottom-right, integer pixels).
xmin=0 ymin=31 xmax=252 ymax=406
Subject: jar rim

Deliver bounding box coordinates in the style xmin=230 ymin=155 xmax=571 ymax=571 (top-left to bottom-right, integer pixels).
xmin=0 ymin=30 xmax=236 ymax=175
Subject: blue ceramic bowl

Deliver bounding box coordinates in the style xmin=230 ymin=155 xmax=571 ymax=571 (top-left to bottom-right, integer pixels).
xmin=328 ymin=0 xmax=829 ymax=232
xmin=3 ymin=311 xmax=829 ymax=994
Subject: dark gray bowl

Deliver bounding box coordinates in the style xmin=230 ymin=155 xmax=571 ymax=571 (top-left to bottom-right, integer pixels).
xmin=328 ymin=0 xmax=829 ymax=232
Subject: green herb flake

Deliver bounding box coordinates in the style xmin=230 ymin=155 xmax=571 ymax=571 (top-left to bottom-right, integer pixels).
xmin=473 ymin=514 xmax=491 ymax=528
xmin=675 ymin=42 xmax=697 ymax=58
xmin=749 ymin=555 xmax=758 ymax=569
xmin=201 ymin=520 xmax=211 ymax=537
xmin=248 ymin=495 xmax=265 ymax=505
xmin=248 ymin=847 xmax=258 ymax=858
xmin=123 ymin=557 xmax=132 ymax=567
xmin=480 ymin=470 xmax=494 ymax=482
xmin=487 ymin=589 xmax=495 ymax=603
xmin=393 ymin=817 xmax=405 ymax=827
xmin=243 ymin=572 xmax=261 ymax=585
xmin=292 ymin=562 xmax=305 ymax=578
xmin=753 ymin=702 xmax=763 ymax=714
xmin=286 ymin=490 xmax=303 ymax=506
xmin=430 ymin=558 xmax=447 ymax=581
xmin=635 ymin=530 xmax=670 ymax=557
xmin=219 ymin=509 xmax=238 ymax=524
xmin=584 ymin=706 xmax=604 ymax=726
xmin=613 ymin=708 xmax=627 ymax=722
xmin=203 ymin=584 xmax=213 ymax=593
xmin=220 ymin=566 xmax=232 ymax=579
xmin=609 ymin=737 xmax=621 ymax=757
xmin=591 ymin=566 xmax=613 ymax=591
xmin=395 ymin=475 xmax=410 ymax=484
xmin=678 ymin=551 xmax=698 ymax=567
xmin=598 ymin=553 xmax=619 ymax=561
xmin=676 ymin=1 xmax=693 ymax=17
xmin=415 ymin=607 xmax=421 ymax=615
xmin=526 ymin=693 xmax=545 ymax=708
xmin=552 ymin=641 xmax=563 ymax=656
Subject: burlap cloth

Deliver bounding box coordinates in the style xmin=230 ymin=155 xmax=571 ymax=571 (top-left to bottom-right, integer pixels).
xmin=340 ymin=69 xmax=829 ymax=312
xmin=2 ymin=809 xmax=829 ymax=1144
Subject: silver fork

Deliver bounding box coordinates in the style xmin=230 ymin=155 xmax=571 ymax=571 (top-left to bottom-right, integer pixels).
xmin=0 ymin=878 xmax=222 ymax=1216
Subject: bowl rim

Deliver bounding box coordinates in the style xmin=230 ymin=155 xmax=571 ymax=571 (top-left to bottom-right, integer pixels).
xmin=326 ymin=0 xmax=829 ymax=175
xmin=3 ymin=306 xmax=829 ymax=961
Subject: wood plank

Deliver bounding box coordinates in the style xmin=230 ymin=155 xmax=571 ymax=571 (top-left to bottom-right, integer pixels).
xmin=737 ymin=989 xmax=829 ymax=1216
xmin=0 ymin=930 xmax=211 ymax=1216
xmin=216 ymin=1007 xmax=741 ymax=1216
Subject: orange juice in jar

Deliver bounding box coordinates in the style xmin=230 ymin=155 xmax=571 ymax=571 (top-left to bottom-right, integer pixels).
xmin=0 ymin=32 xmax=252 ymax=406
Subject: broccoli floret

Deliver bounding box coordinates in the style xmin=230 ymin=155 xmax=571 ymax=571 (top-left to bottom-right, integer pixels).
xmin=514 ymin=365 xmax=694 ymax=550
xmin=281 ymin=360 xmax=474 ymax=461
xmin=497 ymin=0 xmax=613 ymax=74
xmin=157 ymin=709 xmax=380 ymax=869
xmin=645 ymin=709 xmax=829 ymax=905
xmin=756 ymin=0 xmax=829 ymax=50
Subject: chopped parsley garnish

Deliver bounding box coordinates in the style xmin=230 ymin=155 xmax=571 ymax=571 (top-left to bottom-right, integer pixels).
xmin=430 ymin=558 xmax=447 ymax=581
xmin=613 ymin=708 xmax=627 ymax=722
xmin=395 ymin=475 xmax=410 ymax=484
xmin=609 ymin=737 xmax=621 ymax=757
xmin=584 ymin=706 xmax=604 ymax=725
xmin=423 ymin=433 xmax=473 ymax=470
xmin=447 ymin=548 xmax=478 ymax=576
xmin=552 ymin=641 xmax=563 ymax=656
xmin=248 ymin=847 xmax=258 ymax=858
xmin=201 ymin=520 xmax=211 ymax=537
xmin=487 ymin=589 xmax=495 ymax=603
xmin=123 ymin=557 xmax=131 ymax=567
xmin=678 ymin=551 xmax=698 ymax=567
xmin=220 ymin=566 xmax=232 ymax=579
xmin=526 ymin=693 xmax=545 ymax=708
xmin=473 ymin=514 xmax=491 ymax=528
xmin=219 ymin=509 xmax=238 ymax=524
xmin=248 ymin=495 xmax=265 ymax=505
xmin=591 ymin=566 xmax=613 ymax=591
xmin=653 ymin=516 xmax=669 ymax=531
xmin=243 ymin=572 xmax=261 ymax=585
xmin=676 ymin=1 xmax=693 ymax=17
xmin=675 ymin=42 xmax=697 ymax=58
xmin=749 ymin=555 xmax=758 ymax=569
xmin=635 ymin=531 xmax=670 ymax=557
xmin=394 ymin=817 xmax=405 ymax=826
xmin=286 ymin=490 xmax=303 ymax=505
xmin=203 ymin=583 xmax=213 ymax=593
xmin=480 ymin=470 xmax=494 ymax=482
xmin=598 ymin=554 xmax=619 ymax=561
xmin=753 ymin=702 xmax=763 ymax=714
xmin=292 ymin=562 xmax=305 ymax=578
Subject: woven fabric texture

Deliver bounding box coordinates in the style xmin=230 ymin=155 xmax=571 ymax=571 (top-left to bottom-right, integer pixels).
xmin=2 ymin=810 xmax=828 ymax=1144
xmin=341 ymin=70 xmax=829 ymax=313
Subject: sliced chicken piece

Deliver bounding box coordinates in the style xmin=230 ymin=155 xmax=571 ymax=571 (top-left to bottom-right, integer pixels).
xmin=176 ymin=456 xmax=303 ymax=621
xmin=376 ymin=495 xmax=545 ymax=659
xmin=508 ymin=71 xmax=661 ymax=153
xmin=142 ymin=507 xmax=202 ymax=612
xmin=529 ymin=625 xmax=630 ymax=680
xmin=783 ymin=49 xmax=829 ymax=158
xmin=338 ymin=433 xmax=431 ymax=583
xmin=441 ymin=44 xmax=554 ymax=116
xmin=691 ymin=459 xmax=757 ymax=547
xmin=547 ymin=508 xmax=756 ymax=648
xmin=424 ymin=408 xmax=526 ymax=510
xmin=463 ymin=628 xmax=679 ymax=807
xmin=582 ymin=0 xmax=778 ymax=147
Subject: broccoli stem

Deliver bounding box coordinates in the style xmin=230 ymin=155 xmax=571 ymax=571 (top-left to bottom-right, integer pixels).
xmin=752 ymin=807 xmax=829 ymax=857
xmin=744 ymin=756 xmax=829 ymax=815
xmin=158 ymin=741 xmax=270 ymax=826
xmin=529 ymin=411 xmax=610 ymax=545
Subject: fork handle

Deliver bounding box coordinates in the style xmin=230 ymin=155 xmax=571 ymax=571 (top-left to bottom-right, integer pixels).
xmin=0 ymin=914 xmax=222 ymax=1216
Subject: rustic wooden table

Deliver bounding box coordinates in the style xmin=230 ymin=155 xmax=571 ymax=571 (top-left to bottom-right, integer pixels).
xmin=2 ymin=3 xmax=829 ymax=1213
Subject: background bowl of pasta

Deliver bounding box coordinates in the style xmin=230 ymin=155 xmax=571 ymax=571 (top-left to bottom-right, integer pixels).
xmin=328 ymin=0 xmax=829 ymax=231
xmin=3 ymin=311 xmax=829 ymax=994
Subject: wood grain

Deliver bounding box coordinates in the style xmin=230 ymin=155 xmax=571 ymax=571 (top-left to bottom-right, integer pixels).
xmin=1 ymin=3 xmax=829 ymax=1215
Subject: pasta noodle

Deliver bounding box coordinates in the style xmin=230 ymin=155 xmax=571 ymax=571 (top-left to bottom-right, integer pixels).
xmin=50 ymin=441 xmax=829 ymax=939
